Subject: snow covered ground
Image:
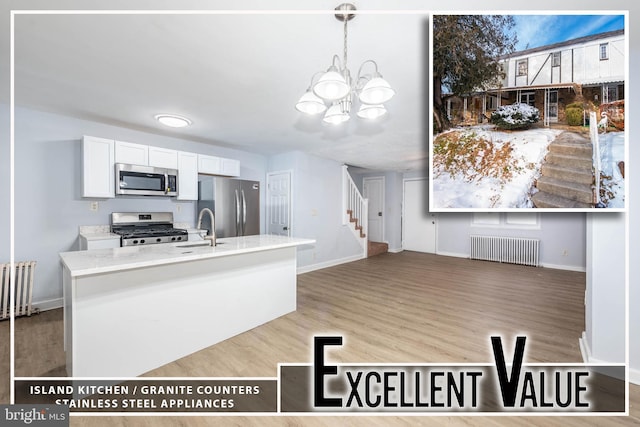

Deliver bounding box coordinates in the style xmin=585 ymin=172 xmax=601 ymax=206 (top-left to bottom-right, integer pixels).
xmin=432 ymin=125 xmax=563 ymax=208
xmin=432 ymin=125 xmax=626 ymax=209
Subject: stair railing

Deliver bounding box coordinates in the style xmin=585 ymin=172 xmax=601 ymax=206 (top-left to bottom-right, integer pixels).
xmin=342 ymin=165 xmax=368 ymax=241
xmin=589 ymin=111 xmax=601 ymax=205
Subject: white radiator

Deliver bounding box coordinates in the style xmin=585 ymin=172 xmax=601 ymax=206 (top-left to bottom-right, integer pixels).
xmin=470 ymin=235 xmax=540 ymax=267
xmin=1 ymin=261 xmax=37 ymax=320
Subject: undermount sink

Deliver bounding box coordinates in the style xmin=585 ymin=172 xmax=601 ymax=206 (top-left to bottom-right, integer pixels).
xmin=176 ymin=242 xmax=224 ymax=248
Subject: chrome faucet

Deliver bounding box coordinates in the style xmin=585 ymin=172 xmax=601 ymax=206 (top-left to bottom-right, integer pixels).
xmin=196 ymin=207 xmax=216 ymax=247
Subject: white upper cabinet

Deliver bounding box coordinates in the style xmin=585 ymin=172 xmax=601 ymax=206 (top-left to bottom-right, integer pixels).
xmin=82 ymin=136 xmax=240 ymax=199
xmin=198 ymin=154 xmax=240 ymax=177
xmin=177 ymin=151 xmax=198 ymax=200
xmin=82 ymin=136 xmax=115 ymax=198
xmin=149 ymin=147 xmax=178 ymax=169
xmin=198 ymin=154 xmax=221 ymax=175
xmin=115 ymin=141 xmax=148 ymax=166
xmin=221 ymin=158 xmax=241 ymax=177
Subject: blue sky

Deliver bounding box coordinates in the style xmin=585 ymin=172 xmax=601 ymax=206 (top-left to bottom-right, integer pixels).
xmin=512 ymin=14 xmax=625 ymax=51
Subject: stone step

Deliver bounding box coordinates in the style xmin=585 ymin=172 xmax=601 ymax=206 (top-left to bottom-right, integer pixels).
xmin=536 ymin=177 xmax=593 ymax=204
xmin=532 ymin=191 xmax=593 ymax=208
xmin=541 ymin=164 xmax=593 ymax=185
xmin=548 ymin=142 xmax=593 ymax=157
xmin=545 ymin=152 xmax=593 ymax=170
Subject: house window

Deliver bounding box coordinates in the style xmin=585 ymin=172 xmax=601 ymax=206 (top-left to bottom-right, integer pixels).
xmin=517 ymin=59 xmax=528 ymax=76
xmin=520 ymin=92 xmax=535 ymax=107
xmin=600 ymin=43 xmax=609 ymax=60
xmin=551 ymin=52 xmax=561 ymax=67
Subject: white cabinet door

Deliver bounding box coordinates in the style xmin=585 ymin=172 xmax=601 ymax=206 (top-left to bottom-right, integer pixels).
xmin=198 ymin=154 xmax=222 ymax=175
xmin=82 ymin=136 xmax=114 ymax=198
xmin=220 ymin=158 xmax=240 ymax=177
xmin=149 ymin=147 xmax=178 ymax=169
xmin=177 ymin=151 xmax=198 ymax=201
xmin=115 ymin=141 xmax=148 ymax=165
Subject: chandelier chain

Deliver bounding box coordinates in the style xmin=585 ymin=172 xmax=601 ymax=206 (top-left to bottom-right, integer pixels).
xmin=343 ymin=16 xmax=348 ymax=71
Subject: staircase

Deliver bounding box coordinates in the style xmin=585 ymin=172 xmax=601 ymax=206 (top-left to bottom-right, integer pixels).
xmin=532 ymin=131 xmax=594 ymax=208
xmin=343 ymin=166 xmax=368 ymax=257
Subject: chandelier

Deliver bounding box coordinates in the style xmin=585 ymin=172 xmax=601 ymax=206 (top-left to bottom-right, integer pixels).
xmin=295 ymin=3 xmax=395 ymax=124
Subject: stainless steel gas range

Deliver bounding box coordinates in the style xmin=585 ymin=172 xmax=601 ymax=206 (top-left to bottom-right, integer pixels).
xmin=111 ymin=212 xmax=188 ymax=247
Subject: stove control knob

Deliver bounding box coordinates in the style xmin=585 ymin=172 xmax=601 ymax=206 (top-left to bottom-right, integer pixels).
xmin=133 ymin=240 xmax=138 ymax=244
xmin=171 ymin=237 xmax=176 ymax=241
xmin=177 ymin=236 xmax=182 ymax=241
xmin=156 ymin=238 xmax=162 ymax=242
xmin=140 ymin=239 xmax=145 ymax=244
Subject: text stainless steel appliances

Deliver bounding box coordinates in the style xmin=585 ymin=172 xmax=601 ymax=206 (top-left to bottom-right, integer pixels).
xmin=111 ymin=212 xmax=187 ymax=247
xmin=115 ymin=163 xmax=178 ymax=196
xmin=197 ymin=177 xmax=260 ymax=238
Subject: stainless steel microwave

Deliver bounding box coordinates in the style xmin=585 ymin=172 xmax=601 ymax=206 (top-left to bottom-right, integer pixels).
xmin=115 ymin=163 xmax=178 ymax=196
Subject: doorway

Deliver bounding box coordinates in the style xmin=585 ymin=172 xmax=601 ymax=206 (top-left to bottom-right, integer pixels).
xmin=363 ymin=176 xmax=385 ymax=242
xmin=266 ymin=170 xmax=292 ymax=237
xmin=402 ymin=178 xmax=436 ymax=253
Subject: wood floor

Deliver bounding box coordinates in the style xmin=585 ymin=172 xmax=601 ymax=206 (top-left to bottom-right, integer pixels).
xmin=1 ymin=251 xmax=638 ymax=425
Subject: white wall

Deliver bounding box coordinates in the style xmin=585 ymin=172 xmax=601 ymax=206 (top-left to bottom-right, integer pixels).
xmin=268 ymin=151 xmax=363 ymax=271
xmin=0 ymin=104 xmax=8 ymax=264
xmin=13 ymin=105 xmax=268 ymax=306
xmin=629 ymin=16 xmax=640 ymax=384
xmin=351 ymin=170 xmax=404 ymax=252
xmin=581 ymin=214 xmax=625 ymax=365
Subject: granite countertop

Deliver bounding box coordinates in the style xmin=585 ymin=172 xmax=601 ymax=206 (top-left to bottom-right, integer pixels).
xmin=60 ymin=235 xmax=315 ymax=277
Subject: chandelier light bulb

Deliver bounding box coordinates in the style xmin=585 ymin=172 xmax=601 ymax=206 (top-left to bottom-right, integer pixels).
xmin=313 ymin=68 xmax=350 ymax=101
xmin=323 ymin=104 xmax=350 ymax=124
xmin=296 ymin=91 xmax=328 ymax=115
xmin=357 ymin=104 xmax=387 ymax=120
xmin=358 ymin=77 xmax=395 ymax=105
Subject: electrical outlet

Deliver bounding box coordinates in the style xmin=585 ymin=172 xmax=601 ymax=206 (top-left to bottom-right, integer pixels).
xmin=176 ymin=204 xmax=182 ymax=213
xmin=562 ymin=249 xmax=569 ymax=256
xmin=89 ymin=201 xmax=99 ymax=212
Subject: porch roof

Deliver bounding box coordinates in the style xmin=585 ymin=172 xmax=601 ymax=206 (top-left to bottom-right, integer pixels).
xmin=485 ymin=83 xmax=579 ymax=93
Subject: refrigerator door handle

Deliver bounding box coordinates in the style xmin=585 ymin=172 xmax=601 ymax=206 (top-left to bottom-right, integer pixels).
xmin=241 ymin=189 xmax=247 ymax=236
xmin=235 ymin=189 xmax=241 ymax=235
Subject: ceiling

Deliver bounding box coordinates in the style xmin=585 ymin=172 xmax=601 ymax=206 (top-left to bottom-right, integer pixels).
xmin=3 ymin=1 xmax=429 ymax=172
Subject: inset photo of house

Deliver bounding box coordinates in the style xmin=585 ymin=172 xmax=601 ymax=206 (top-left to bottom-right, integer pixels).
xmin=431 ymin=13 xmax=626 ymax=210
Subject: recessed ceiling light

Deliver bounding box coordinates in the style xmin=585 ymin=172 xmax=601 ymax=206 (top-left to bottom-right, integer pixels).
xmin=154 ymin=114 xmax=192 ymax=128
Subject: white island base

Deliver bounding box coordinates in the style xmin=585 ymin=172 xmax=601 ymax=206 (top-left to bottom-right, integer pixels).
xmin=61 ymin=235 xmax=314 ymax=377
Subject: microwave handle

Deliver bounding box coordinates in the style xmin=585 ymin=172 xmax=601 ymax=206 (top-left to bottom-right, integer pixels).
xmin=164 ymin=173 xmax=169 ymax=194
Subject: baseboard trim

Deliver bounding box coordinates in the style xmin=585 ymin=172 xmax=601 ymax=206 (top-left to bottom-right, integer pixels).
xmin=33 ymin=298 xmax=63 ymax=312
xmin=297 ymin=254 xmax=365 ymax=274
xmin=630 ymin=367 xmax=640 ymax=385
xmin=388 ymin=247 xmax=403 ymax=254
xmin=579 ymin=332 xmax=626 ymax=381
xmin=424 ymin=251 xmax=586 ymax=272
xmin=540 ymin=262 xmax=586 ymax=272
xmin=579 ymin=332 xmax=592 ymax=363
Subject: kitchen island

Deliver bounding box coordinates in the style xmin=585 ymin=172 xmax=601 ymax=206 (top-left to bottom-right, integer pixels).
xmin=60 ymin=235 xmax=315 ymax=377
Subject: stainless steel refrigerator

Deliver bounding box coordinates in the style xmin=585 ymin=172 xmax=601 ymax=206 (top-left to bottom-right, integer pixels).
xmin=196 ymin=177 xmax=260 ymax=238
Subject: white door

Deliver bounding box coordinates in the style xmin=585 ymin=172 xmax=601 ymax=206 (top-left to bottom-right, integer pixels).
xmin=266 ymin=171 xmax=292 ymax=237
xmin=402 ymin=178 xmax=436 ymax=253
xmin=363 ymin=177 xmax=384 ymax=242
